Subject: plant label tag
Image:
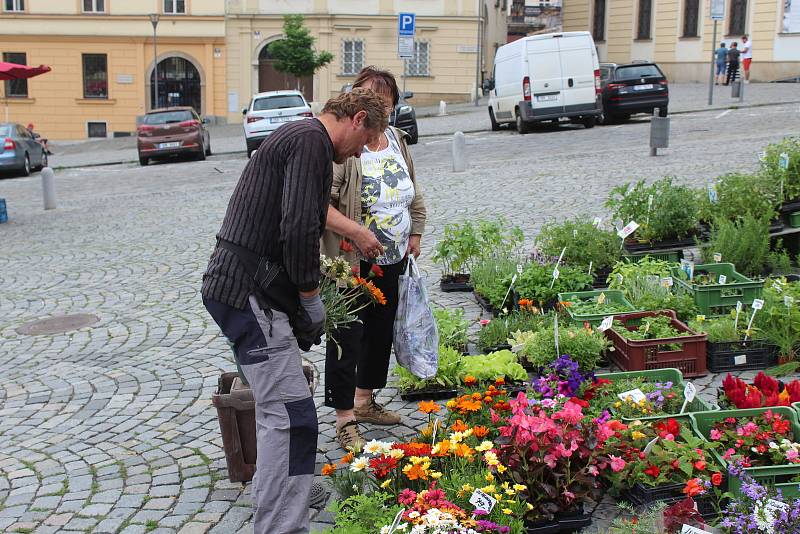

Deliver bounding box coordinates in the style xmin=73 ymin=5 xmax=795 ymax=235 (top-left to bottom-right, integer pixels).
xmin=516 ymin=264 xmax=523 ymax=274
xmin=617 ymin=221 xmax=639 ymax=239
xmin=736 ymin=301 xmax=743 ymax=312
xmin=785 ymin=295 xmax=795 ymax=307
xmin=573 ymin=229 xmax=578 ymax=238
xmin=684 ymin=382 xmax=697 ymax=403
xmin=593 ymin=216 xmax=602 ymax=227
xmin=597 ymin=292 xmax=606 ymax=305
xmin=713 ymin=252 xmax=722 ymax=262
xmin=469 ymin=489 xmax=497 ymax=513
xmin=643 ymin=436 xmax=659 ymax=454
xmin=661 ymin=276 xmax=674 ymax=288
xmin=616 ymin=273 xmax=623 ymax=284
xmin=388 ymin=509 xmax=405 ymax=533
xmin=598 ymin=316 xmax=614 ymax=332
xmin=718 ymin=274 xmax=727 ymax=285
xmin=431 ymin=418 xmax=439 ymax=447
xmin=681 ymin=525 xmax=716 ymax=534
xmin=618 ymin=388 xmax=646 ymax=403
xmin=552 ymin=267 xmax=560 ymax=280
xmin=680 ymin=259 xmax=695 ymax=280
xmin=758 ymin=150 xmax=767 ymax=161
xmin=734 ymin=301 xmax=742 ymax=330
xmin=752 ymin=299 xmax=764 ymax=310
xmin=734 ymin=354 xmax=747 ymax=365
xmin=779 ymin=152 xmax=790 ymax=170
xmin=648 ymin=194 xmax=654 ymax=210
xmin=588 ymin=261 xmax=593 ymax=276
xmin=646 ymin=274 xmax=659 ymax=285
xmin=708 ymin=186 xmax=718 ymax=204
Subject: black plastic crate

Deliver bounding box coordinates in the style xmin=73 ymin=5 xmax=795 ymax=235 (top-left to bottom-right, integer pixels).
xmin=623 ymin=482 xmax=717 ymax=519
xmin=440 ymin=274 xmax=472 ymax=292
xmin=707 ymin=339 xmax=778 ymax=373
xmin=400 ymin=386 xmax=459 ymax=401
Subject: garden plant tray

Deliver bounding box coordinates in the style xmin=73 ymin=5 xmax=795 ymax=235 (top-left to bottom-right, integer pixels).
xmin=707 ymin=339 xmax=778 ymax=373
xmin=669 ymin=262 xmax=764 ymax=316
xmin=690 ymin=407 xmax=800 ymax=499
xmin=604 ymin=310 xmax=708 ymax=378
xmin=622 ymin=250 xmax=683 ymax=263
xmin=440 ymin=273 xmax=473 ymax=292
xmin=473 ymin=290 xmax=495 ymax=314
xmin=400 ymin=386 xmax=459 ymax=402
xmin=623 ymin=235 xmax=696 ymax=252
xmin=622 ymin=482 xmax=718 ymax=519
xmin=557 ymin=289 xmax=638 ymax=327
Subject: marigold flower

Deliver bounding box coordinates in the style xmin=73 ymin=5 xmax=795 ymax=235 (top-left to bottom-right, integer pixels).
xmin=339 ymin=452 xmax=354 ymax=465
xmin=495 ymin=377 xmax=505 ymax=386
xmin=321 ymin=463 xmax=336 ymax=476
xmin=464 ymin=375 xmax=478 ymax=387
xmin=403 ymin=462 xmax=429 ymax=481
xmin=473 ymin=425 xmax=490 ymax=438
xmin=453 ymin=443 xmax=474 ymax=458
xmin=450 ymin=419 xmax=469 ymax=432
xmin=418 ymin=400 xmax=441 ymax=414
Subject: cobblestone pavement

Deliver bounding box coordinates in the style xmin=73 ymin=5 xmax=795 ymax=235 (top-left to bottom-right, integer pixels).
xmin=1 ymin=103 xmax=799 ymax=533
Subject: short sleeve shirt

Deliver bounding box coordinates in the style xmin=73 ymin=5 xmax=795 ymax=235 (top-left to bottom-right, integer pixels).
xmin=741 ymin=42 xmax=752 ymax=59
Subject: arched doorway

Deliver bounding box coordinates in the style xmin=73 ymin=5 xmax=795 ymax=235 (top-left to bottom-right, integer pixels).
xmin=258 ymin=42 xmax=313 ymax=101
xmin=150 ymin=56 xmax=201 ymax=112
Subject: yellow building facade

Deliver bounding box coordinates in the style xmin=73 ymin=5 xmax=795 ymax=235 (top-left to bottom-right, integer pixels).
xmin=563 ymin=0 xmax=800 ymax=82
xmin=0 ymin=0 xmax=226 ymax=140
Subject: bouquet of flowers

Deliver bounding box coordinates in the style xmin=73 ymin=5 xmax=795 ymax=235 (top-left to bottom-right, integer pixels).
xmin=320 ymin=254 xmax=386 ymax=337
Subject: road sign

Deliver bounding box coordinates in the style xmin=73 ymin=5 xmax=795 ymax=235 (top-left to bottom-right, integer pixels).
xmin=711 ymin=0 xmax=725 ymax=20
xmin=398 ymin=13 xmax=415 ymax=59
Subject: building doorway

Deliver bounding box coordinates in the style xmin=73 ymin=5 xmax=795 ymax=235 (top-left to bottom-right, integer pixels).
xmin=258 ymin=42 xmax=313 ymax=101
xmin=150 ymin=56 xmax=201 ymax=112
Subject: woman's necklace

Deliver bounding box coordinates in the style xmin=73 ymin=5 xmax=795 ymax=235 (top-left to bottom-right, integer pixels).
xmin=366 ymin=133 xmax=388 ymax=152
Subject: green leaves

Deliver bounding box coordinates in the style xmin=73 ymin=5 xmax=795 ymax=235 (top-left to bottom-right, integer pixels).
xmin=268 ymin=15 xmax=333 ymax=79
xmin=432 ymin=218 xmax=524 ymax=275
xmin=433 ymin=306 xmax=469 ymax=353
xmin=535 ymin=218 xmax=621 ymax=270
xmin=701 ymin=214 xmax=771 ymax=277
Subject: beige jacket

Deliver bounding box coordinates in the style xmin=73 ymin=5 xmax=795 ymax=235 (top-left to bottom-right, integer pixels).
xmin=321 ymin=126 xmax=427 ymax=265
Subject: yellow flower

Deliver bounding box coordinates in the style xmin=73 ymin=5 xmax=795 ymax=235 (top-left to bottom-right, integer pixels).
xmin=527 ymin=503 xmax=534 ymax=511
xmin=481 ymin=484 xmax=496 ymax=494
xmin=496 ymin=464 xmax=507 ymax=474
xmin=484 ymin=451 xmax=499 ymax=466
xmin=614 ymin=401 xmax=622 ymax=408
xmin=475 ymin=440 xmax=494 ymax=452
xmin=513 ymin=484 xmax=527 ymax=492
xmin=389 ymin=448 xmax=405 ymax=459
xmin=502 ymin=508 xmax=513 ymax=515
xmin=430 ymin=471 xmax=443 ymax=479
xmin=461 ymin=484 xmax=474 ymax=493
xmin=501 ymin=482 xmax=511 ymax=490
xmin=505 ymin=489 xmax=515 ymax=496
xmin=380 ymin=478 xmax=392 ymax=489
xmin=494 ymin=493 xmax=503 ymax=501
xmin=485 ymin=472 xmax=495 ymax=482
xmin=446 ymin=400 xmax=457 ymax=410
xmin=631 ymin=431 xmax=647 ymax=440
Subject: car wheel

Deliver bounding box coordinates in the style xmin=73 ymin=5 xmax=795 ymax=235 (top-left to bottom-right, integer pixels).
xmin=489 ymin=108 xmax=501 ymax=131
xmin=658 ymin=107 xmax=668 ymax=118
xmin=205 ymin=142 xmax=212 ymax=156
xmin=139 ymin=156 xmax=148 ymax=166
xmin=515 ymin=110 xmax=529 ymax=134
xmin=21 ymin=154 xmax=31 ymax=177
xmin=409 ymin=130 xmax=418 ymax=145
xmin=197 ymin=143 xmax=206 ymax=161
xmin=582 ymin=116 xmax=596 ymax=129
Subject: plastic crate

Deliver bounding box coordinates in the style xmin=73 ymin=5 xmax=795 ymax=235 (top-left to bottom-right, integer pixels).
xmin=690 ymin=407 xmax=800 ymax=499
xmin=789 ymin=211 xmax=800 ymax=228
xmin=669 ymin=263 xmax=764 ymax=316
xmin=596 ymin=368 xmax=718 ymax=422
xmin=623 ymin=250 xmax=683 ymax=263
xmin=558 ymin=289 xmax=638 ymax=327
xmin=212 ymin=372 xmax=256 ymax=483
xmin=622 ymin=482 xmax=718 ymax=519
xmin=604 ymin=310 xmax=709 ymax=378
xmin=707 ymin=339 xmax=778 ymax=373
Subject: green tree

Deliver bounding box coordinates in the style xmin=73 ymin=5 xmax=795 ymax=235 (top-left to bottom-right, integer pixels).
xmin=267 ymin=15 xmax=333 ymax=89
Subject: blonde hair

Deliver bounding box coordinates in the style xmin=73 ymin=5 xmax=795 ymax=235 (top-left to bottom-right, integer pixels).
xmin=322 ymin=88 xmax=389 ymax=132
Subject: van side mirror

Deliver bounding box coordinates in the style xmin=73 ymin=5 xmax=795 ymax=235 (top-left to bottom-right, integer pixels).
xmin=402 ymin=91 xmax=414 ymax=99
xmin=488 ymin=79 xmax=495 ymax=91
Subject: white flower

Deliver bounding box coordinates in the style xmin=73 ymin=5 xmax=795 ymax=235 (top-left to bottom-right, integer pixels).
xmin=769 ymin=441 xmax=780 ymax=450
xmin=389 ymin=448 xmax=405 ymax=459
xmin=364 ymin=439 xmax=392 ymax=456
xmin=349 ymin=456 xmax=369 ymax=472
xmin=380 ymin=527 xmax=391 ymax=534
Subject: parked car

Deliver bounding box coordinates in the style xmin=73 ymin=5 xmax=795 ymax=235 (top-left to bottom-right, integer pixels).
xmin=598 ymin=62 xmax=669 ymax=124
xmin=341 ymin=84 xmax=418 ymax=145
xmin=137 ymin=107 xmax=211 ymax=166
xmin=487 ymin=31 xmax=602 ymax=134
xmin=0 ymin=122 xmax=47 ymax=176
xmin=243 ymin=90 xmax=313 ymax=157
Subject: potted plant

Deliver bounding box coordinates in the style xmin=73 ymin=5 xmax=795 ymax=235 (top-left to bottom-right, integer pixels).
xmin=395 ymin=345 xmax=464 ymax=401
xmin=558 ymin=289 xmax=638 ymax=326
xmin=761 ymin=137 xmax=800 ymax=208
xmin=698 ymin=215 xmax=772 ymax=278
xmin=510 ymin=320 xmax=610 ymax=371
xmin=719 ymin=372 xmax=800 ymax=409
xmin=470 ymin=255 xmax=520 ymax=312
xmin=689 ymin=314 xmax=776 ymax=373
xmin=698 ymin=172 xmax=781 ymax=231
xmin=511 ymin=262 xmax=592 ymax=310
xmin=477 ymin=309 xmax=546 ymax=353
xmin=433 ymin=306 xmax=470 ymax=354
xmin=754 ymin=277 xmax=800 ymax=367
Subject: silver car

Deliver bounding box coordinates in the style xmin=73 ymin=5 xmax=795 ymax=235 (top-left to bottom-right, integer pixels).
xmin=242 ymin=90 xmax=313 ymax=157
xmin=0 ymin=123 xmax=47 ymax=176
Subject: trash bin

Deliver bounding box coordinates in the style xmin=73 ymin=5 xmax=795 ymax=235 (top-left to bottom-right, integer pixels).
xmin=213 ymin=372 xmax=257 ymax=483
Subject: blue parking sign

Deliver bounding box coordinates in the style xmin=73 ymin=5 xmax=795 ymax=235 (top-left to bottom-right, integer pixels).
xmin=398 ymin=12 xmax=415 ymax=36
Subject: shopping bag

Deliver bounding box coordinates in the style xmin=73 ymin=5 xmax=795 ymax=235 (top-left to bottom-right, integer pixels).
xmin=394 ymin=256 xmax=439 ymax=379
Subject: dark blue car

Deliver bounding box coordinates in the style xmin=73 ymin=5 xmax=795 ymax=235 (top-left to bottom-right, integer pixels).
xmin=0 ymin=122 xmax=48 ymax=177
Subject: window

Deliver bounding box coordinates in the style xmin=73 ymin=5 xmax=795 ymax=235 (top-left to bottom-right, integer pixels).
xmin=82 ymin=54 xmax=108 ymax=99
xmin=729 ymin=0 xmax=747 ymax=35
xmin=3 ymin=0 xmax=24 ymax=11
xmin=82 ymin=0 xmax=104 ymax=12
xmin=87 ymin=122 xmax=107 ymax=138
xmin=593 ymin=0 xmax=606 ymax=41
xmin=341 ymin=39 xmax=364 ymax=76
xmin=253 ymin=95 xmax=306 ymax=111
xmin=405 ymin=41 xmax=430 ymax=77
xmin=682 ymin=0 xmax=699 ymax=36
xmin=615 ymin=64 xmax=664 ymax=79
xmin=143 ymin=110 xmax=194 ymax=125
xmin=637 ymin=0 xmax=652 ymax=39
xmin=163 ymin=0 xmax=185 ymax=14
xmin=2 ymin=52 xmax=28 ymax=97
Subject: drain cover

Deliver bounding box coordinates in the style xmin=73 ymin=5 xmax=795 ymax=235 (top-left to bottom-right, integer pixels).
xmin=17 ymin=313 xmax=100 ymax=336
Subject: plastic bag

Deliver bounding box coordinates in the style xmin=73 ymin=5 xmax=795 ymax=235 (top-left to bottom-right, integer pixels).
xmin=394 ymin=256 xmax=439 ymax=379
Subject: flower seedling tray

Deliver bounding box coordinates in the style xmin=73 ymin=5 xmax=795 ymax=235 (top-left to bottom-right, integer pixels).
xmin=622 ymin=482 xmax=718 ymax=519
xmin=524 ymin=519 xmax=559 ymax=534
xmin=707 ymin=339 xmax=778 ymax=373
xmin=623 ymin=235 xmax=696 ymax=252
xmin=473 ymin=290 xmax=495 ymax=313
xmin=399 ymin=385 xmax=459 ymax=402
xmin=669 ymin=262 xmax=764 ymax=316
xmin=558 ymin=289 xmax=638 ymax=327
xmin=440 ymin=273 xmax=473 ymax=292
xmin=690 ymin=407 xmax=800 ymax=500
xmin=596 ymin=368 xmax=718 ymax=422
xmin=604 ymin=310 xmax=709 ymax=378
xmin=622 ymin=250 xmax=683 ymax=263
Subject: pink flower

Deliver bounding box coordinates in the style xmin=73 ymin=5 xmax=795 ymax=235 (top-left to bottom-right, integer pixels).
xmin=554 ymin=441 xmax=578 ymax=458
xmin=710 ymin=429 xmax=722 ymax=440
xmin=544 ymin=454 xmax=557 ymax=468
xmin=588 ymin=465 xmax=599 ymax=476
xmin=562 ymin=490 xmax=575 ymax=502
xmin=490 ymin=408 xmax=500 ymax=424
xmin=398 ymin=489 xmax=417 ymax=506
xmin=609 ymin=455 xmax=626 ymax=472
xmin=480 ymin=319 xmax=491 ymax=326
xmin=553 ymin=400 xmax=584 ymax=425
xmin=723 ymin=448 xmax=736 ymax=460
xmin=540 ymin=398 xmax=557 ymax=408
xmin=788 ymin=449 xmax=800 ymax=463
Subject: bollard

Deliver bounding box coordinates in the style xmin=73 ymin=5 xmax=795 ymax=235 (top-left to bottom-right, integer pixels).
xmin=649 ymin=109 xmax=670 ymax=157
xmin=731 ymin=80 xmax=741 ymax=99
xmin=0 ymin=197 xmax=7 ymax=223
xmin=452 ymin=131 xmax=466 ymax=172
xmin=42 ymin=167 xmax=56 ymax=210
xmin=438 ymin=100 xmax=447 ymax=116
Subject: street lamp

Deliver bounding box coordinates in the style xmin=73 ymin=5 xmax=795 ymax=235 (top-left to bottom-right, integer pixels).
xmin=150 ymin=13 xmax=160 ymax=109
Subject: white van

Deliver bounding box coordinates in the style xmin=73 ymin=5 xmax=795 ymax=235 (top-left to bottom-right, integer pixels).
xmin=487 ymin=31 xmax=601 ymax=134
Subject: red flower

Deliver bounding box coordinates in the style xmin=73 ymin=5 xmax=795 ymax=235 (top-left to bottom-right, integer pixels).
xmin=693 ymin=460 xmax=706 ymax=471
xmin=339 ymin=239 xmax=354 ymax=253
xmin=711 ymin=472 xmax=723 ymax=486
xmin=754 ymin=372 xmax=779 ymax=395
xmin=655 ymin=418 xmax=681 ymax=439
xmin=786 ymin=380 xmax=800 ymax=403
xmin=644 ymin=465 xmax=661 ymax=478
xmin=369 ymin=455 xmax=398 ymax=479
xmin=370 ymin=264 xmax=384 ymax=278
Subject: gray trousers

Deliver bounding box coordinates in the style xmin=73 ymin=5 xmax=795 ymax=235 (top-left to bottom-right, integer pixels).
xmin=204 ymin=295 xmax=317 ymax=534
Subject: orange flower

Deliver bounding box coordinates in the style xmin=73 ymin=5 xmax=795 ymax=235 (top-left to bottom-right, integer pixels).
xmin=456 ymin=398 xmax=482 ymax=413
xmin=339 ymin=452 xmax=354 ymax=465
xmin=494 ymin=378 xmax=505 ymax=386
xmin=473 ymin=426 xmax=489 ymax=438
xmin=321 ymin=463 xmax=337 ymax=476
xmin=464 ymin=375 xmax=478 ymax=387
xmin=339 ymin=239 xmax=354 ymax=253
xmin=403 ymin=463 xmax=429 ymax=481
xmin=451 ymin=419 xmax=469 ymax=433
xmin=453 ymin=443 xmax=474 ymax=458
xmin=559 ymin=300 xmax=572 ymax=308
xmin=418 ymin=400 xmax=441 ymax=414
xmin=433 ymin=439 xmax=453 ymax=456
xmin=683 ymin=478 xmax=705 ymax=497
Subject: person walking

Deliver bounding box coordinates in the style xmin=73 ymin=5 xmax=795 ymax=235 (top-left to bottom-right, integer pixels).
xmin=741 ymin=35 xmax=753 ymax=83
xmin=725 ymin=42 xmax=741 ymax=86
xmin=321 ymin=66 xmax=427 ymax=451
xmin=715 ymin=42 xmax=728 ymax=85
xmin=201 ymin=88 xmax=388 ymax=534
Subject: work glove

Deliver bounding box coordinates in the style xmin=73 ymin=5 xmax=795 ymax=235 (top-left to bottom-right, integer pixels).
xmin=294 ymin=293 xmax=326 ymax=351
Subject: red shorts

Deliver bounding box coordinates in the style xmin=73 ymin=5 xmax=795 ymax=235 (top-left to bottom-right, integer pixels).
xmin=743 ymin=58 xmax=752 ymax=70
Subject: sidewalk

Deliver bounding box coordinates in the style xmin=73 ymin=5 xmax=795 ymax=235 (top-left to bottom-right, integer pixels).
xmin=46 ymin=82 xmax=799 ymax=169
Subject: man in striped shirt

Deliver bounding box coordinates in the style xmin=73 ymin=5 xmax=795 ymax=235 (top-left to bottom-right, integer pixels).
xmin=202 ymin=89 xmax=388 ymax=534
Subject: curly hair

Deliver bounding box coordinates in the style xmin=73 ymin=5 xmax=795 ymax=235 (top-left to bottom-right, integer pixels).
xmin=321 ymin=88 xmax=389 ymax=132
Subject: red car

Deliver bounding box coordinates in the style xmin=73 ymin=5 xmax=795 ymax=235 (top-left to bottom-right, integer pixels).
xmin=137 ymin=107 xmax=211 ymax=166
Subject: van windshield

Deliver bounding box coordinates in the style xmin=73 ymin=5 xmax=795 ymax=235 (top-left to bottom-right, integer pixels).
xmin=253 ymin=95 xmax=305 ymax=111
xmin=615 ymin=65 xmax=663 ymax=80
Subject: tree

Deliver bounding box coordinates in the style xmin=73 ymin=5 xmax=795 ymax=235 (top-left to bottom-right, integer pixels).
xmin=267 ymin=15 xmax=334 ymax=90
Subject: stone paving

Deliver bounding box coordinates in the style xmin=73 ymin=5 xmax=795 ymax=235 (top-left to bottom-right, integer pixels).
xmin=1 ymin=103 xmax=799 ymax=533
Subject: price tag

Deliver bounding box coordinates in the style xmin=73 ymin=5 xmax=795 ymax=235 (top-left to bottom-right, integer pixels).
xmin=734 ymin=355 xmax=748 ymax=366
xmin=757 ymin=150 xmax=767 ymax=162
xmin=752 ymin=299 xmax=764 ymax=310
xmin=646 ymin=275 xmax=659 ymax=285
xmin=779 ymin=152 xmax=790 ymax=170
xmin=661 ymin=276 xmax=673 ymax=288
xmin=713 ymin=252 xmax=722 ymax=262
xmin=708 ymin=186 xmax=718 ymax=204
xmin=617 ymin=220 xmax=639 ymax=239
xmin=786 ymin=295 xmax=795 ymax=307
xmin=718 ymin=274 xmax=727 ymax=285
xmin=592 ymin=216 xmax=602 ymax=227
xmin=643 ymin=436 xmax=659 ymax=454
xmin=598 ymin=316 xmax=614 ymax=332
xmin=387 ymin=509 xmax=405 ymax=534
xmin=618 ymin=388 xmax=647 ymax=403
xmin=469 ymin=489 xmax=497 ymax=513
xmin=681 ymin=525 xmax=715 ymax=534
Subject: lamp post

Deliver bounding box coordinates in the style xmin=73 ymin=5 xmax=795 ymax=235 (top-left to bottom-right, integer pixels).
xmin=150 ymin=13 xmax=160 ymax=109
xmin=474 ymin=0 xmax=482 ymax=106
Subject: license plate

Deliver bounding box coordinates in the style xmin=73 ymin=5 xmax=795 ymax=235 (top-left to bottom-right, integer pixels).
xmin=536 ymin=94 xmax=558 ymax=102
xmin=634 ymin=84 xmax=654 ymax=91
xmin=159 ymin=142 xmax=180 ymax=149
xmin=270 ymin=116 xmax=298 ymax=123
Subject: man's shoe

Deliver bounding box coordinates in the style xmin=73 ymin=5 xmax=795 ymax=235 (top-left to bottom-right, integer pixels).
xmin=336 ymin=420 xmax=365 ymax=451
xmin=354 ymin=395 xmax=402 ymax=425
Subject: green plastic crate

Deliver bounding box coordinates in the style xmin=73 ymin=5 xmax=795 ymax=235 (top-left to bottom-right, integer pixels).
xmin=596 ymin=368 xmax=718 ymax=422
xmin=790 ymin=212 xmax=800 ymax=228
xmin=557 ymin=289 xmax=638 ymax=326
xmin=623 ymin=250 xmax=683 ymax=263
xmin=670 ymin=262 xmax=764 ymax=316
xmin=690 ymin=407 xmax=800 ymax=499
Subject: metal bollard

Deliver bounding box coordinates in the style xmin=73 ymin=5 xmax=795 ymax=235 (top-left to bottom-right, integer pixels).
xmin=649 ymin=109 xmax=670 ymax=156
xmin=452 ymin=131 xmax=466 ymax=172
xmin=42 ymin=167 xmax=56 ymax=210
xmin=731 ymin=80 xmax=741 ymax=98
xmin=438 ymin=100 xmax=447 ymax=116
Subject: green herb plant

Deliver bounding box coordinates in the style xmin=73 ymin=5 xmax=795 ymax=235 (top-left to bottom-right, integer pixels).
xmin=607 ymin=258 xmax=699 ymax=322
xmin=515 ymin=322 xmax=610 ymax=370
xmin=471 ymin=255 xmax=519 ymax=309
xmin=395 ymin=345 xmax=464 ymax=391
xmin=698 ymin=172 xmax=780 ymax=223
xmin=433 ymin=307 xmax=469 ymax=353
xmin=461 ymin=350 xmax=528 ymax=382
xmin=322 ymin=492 xmax=403 ymax=534
xmin=701 ymin=214 xmax=770 ymax=277
xmin=432 ymin=218 xmax=524 ymax=276
xmin=534 ymin=219 xmax=621 ymax=271
xmin=688 ymin=314 xmax=764 ymax=343
xmin=761 ymin=137 xmax=800 ymax=202
xmin=754 ymin=278 xmax=800 ymax=362
xmin=477 ymin=311 xmax=547 ymax=351
xmin=511 ymin=263 xmax=592 ymax=305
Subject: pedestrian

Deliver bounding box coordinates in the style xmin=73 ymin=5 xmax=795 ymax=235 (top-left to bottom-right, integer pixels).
xmin=321 ymin=66 xmax=427 ymax=451
xmin=715 ymin=42 xmax=727 ymax=85
xmin=201 ymin=88 xmax=388 ymax=534
xmin=26 ymin=123 xmax=52 ymax=155
xmin=741 ymin=34 xmax=752 ymax=83
xmin=725 ymin=42 xmax=740 ymax=86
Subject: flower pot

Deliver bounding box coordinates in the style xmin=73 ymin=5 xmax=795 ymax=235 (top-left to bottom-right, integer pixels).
xmin=399 ymin=385 xmax=459 ymax=402
xmin=556 ymin=510 xmax=592 ymax=532
xmin=440 ymin=273 xmax=472 ymax=292
xmin=525 ymin=519 xmax=560 ymax=534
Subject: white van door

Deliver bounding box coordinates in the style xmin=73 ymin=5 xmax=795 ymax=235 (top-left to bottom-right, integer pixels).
xmin=526 ymin=36 xmax=564 ymax=116
xmin=558 ymin=34 xmax=598 ymax=113
xmin=491 ymin=45 xmax=522 ymax=123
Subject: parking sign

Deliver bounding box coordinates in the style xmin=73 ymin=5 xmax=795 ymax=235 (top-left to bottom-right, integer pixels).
xmin=711 ymin=0 xmax=725 ymax=20
xmin=398 ymin=13 xmax=415 ymax=58
xmin=398 ymin=13 xmax=415 ymax=35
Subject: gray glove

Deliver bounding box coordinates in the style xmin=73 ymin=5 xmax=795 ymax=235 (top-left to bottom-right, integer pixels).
xmin=295 ymin=293 xmax=326 ymax=350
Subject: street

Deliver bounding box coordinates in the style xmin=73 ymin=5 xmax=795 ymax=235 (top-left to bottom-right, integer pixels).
xmin=1 ymin=100 xmax=799 ymax=533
